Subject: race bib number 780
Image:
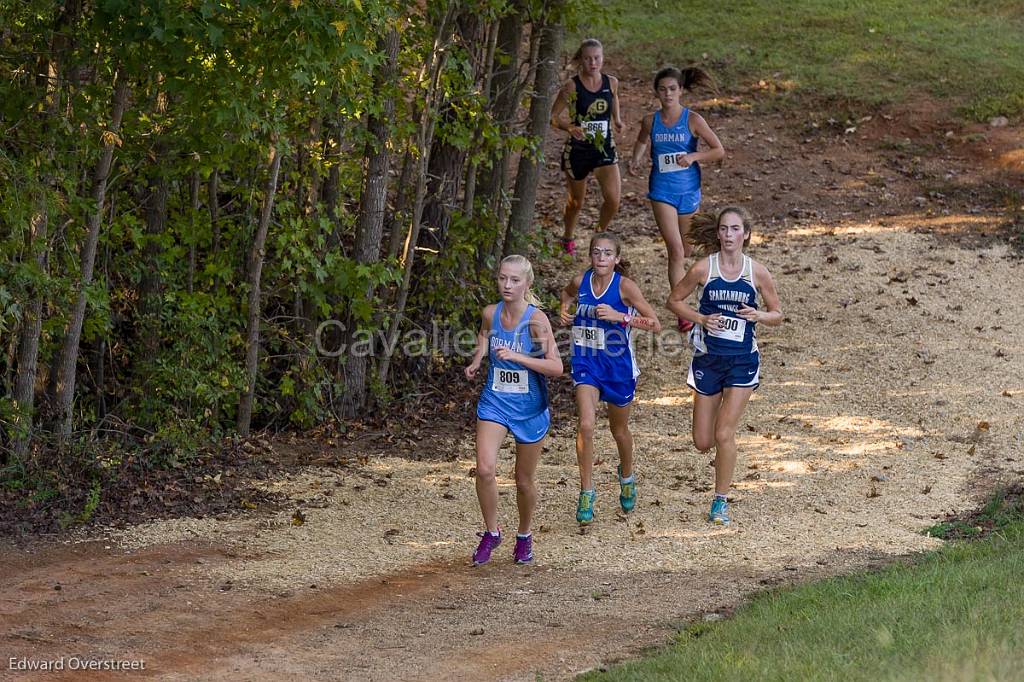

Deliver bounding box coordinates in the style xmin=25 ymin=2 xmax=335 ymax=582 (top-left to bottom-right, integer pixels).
xmin=572 ymin=325 xmax=606 ymax=350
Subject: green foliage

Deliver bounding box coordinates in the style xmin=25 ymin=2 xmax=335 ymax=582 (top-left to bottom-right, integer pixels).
xmin=0 ymin=0 xmax=558 ymax=495
xmin=59 ymin=478 xmax=102 ymax=528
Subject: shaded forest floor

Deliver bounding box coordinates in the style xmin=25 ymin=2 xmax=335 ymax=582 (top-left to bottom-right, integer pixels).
xmin=2 ymin=81 xmax=1023 ymax=681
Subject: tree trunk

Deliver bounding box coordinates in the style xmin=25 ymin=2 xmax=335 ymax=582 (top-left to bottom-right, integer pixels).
xmin=12 ymin=23 xmax=65 ymax=457
xmin=139 ymin=148 xmax=169 ymax=355
xmin=505 ymin=7 xmax=565 ymax=255
xmin=340 ymin=27 xmax=400 ymax=417
xmin=461 ymin=21 xmax=499 ymax=217
xmin=188 ymin=170 xmax=200 ymax=294
xmin=52 ymin=73 xmax=129 ymax=441
xmin=12 ymin=204 xmax=48 ymax=458
xmin=236 ymin=143 xmax=283 ymax=437
xmin=476 ymin=5 xmax=523 ymax=266
xmin=322 ymin=92 xmax=346 ymax=251
xmin=378 ymin=6 xmax=456 ymax=385
xmin=386 ymin=147 xmax=414 ymax=260
xmin=420 ymin=13 xmax=483 ymax=249
xmin=208 ymin=169 xmax=220 ymax=254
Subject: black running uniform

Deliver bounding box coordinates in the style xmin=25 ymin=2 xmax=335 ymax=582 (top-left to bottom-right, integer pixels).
xmin=561 ymin=74 xmax=617 ymax=180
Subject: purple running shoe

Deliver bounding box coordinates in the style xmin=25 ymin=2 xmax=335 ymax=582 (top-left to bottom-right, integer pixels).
xmin=472 ymin=531 xmax=502 ymax=566
xmin=513 ymin=534 xmax=534 ymax=565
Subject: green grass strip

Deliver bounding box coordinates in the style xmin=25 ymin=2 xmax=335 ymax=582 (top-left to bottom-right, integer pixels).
xmin=597 ymin=0 xmax=1024 ymax=119
xmin=583 ymin=519 xmax=1024 ymax=681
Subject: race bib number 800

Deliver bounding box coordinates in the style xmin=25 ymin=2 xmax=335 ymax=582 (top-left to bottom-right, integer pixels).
xmin=707 ymin=315 xmax=746 ymax=343
xmin=492 ymin=368 xmax=529 ymax=393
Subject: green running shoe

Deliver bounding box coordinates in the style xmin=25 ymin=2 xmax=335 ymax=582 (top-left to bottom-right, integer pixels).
xmin=576 ymin=489 xmax=596 ymax=525
xmin=618 ymin=465 xmax=637 ymax=513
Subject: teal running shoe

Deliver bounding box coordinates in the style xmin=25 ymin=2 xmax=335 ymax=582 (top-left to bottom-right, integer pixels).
xmin=708 ymin=496 xmax=730 ymax=525
xmin=618 ymin=465 xmax=637 ymax=513
xmin=576 ymin=489 xmax=596 ymax=525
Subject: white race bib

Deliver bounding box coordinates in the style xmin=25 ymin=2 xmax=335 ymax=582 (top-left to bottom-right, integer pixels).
xmin=572 ymin=325 xmax=606 ymax=350
xmin=583 ymin=120 xmax=609 ymax=139
xmin=492 ymin=368 xmax=529 ymax=394
xmin=658 ymin=152 xmax=685 ymax=173
xmin=707 ymin=315 xmax=746 ymax=343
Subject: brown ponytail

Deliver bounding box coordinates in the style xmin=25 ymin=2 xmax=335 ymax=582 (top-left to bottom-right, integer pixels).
xmin=685 ymin=207 xmax=754 ymax=256
xmin=653 ymin=65 xmax=716 ymax=93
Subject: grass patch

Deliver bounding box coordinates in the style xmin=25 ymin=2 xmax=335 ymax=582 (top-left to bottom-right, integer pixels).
xmin=582 ymin=486 xmax=1024 ymax=681
xmin=594 ymin=0 xmax=1024 ymax=119
xmin=927 ymin=483 xmax=1024 ymax=540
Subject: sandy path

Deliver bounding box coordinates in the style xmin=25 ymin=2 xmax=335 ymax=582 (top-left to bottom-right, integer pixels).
xmin=2 ymin=89 xmax=1022 ymax=680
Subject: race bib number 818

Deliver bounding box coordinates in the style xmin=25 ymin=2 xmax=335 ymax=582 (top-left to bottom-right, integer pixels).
xmin=658 ymin=153 xmax=685 ymax=173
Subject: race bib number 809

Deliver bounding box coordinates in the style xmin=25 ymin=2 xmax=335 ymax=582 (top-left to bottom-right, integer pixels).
xmin=492 ymin=368 xmax=529 ymax=393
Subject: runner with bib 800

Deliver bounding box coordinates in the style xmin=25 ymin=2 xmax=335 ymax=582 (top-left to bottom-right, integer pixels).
xmin=465 ymin=255 xmax=563 ymax=566
xmin=666 ymin=208 xmax=782 ymax=526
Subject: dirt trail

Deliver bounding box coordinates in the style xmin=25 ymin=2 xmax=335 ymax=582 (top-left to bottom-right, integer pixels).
xmin=2 ymin=83 xmax=1022 ymax=681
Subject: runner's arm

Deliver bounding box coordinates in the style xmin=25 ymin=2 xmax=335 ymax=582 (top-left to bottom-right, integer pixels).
xmin=559 ymin=272 xmax=584 ymax=325
xmin=464 ymin=306 xmax=493 ymax=379
xmin=618 ymin=277 xmax=663 ymax=332
xmin=739 ymin=262 xmax=783 ymax=326
xmin=610 ymin=75 xmax=625 ymax=134
xmin=682 ymin=111 xmax=725 ymax=166
xmin=667 ymin=258 xmax=716 ymax=326
xmin=551 ymin=82 xmax=584 ymax=140
xmin=628 ymin=114 xmax=653 ymax=175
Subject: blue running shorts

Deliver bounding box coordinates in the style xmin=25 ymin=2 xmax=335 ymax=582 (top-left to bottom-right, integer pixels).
xmin=648 ymin=188 xmax=701 ymax=216
xmin=572 ymin=365 xmax=637 ymax=407
xmin=476 ymin=404 xmax=551 ymax=444
xmin=687 ymin=351 xmax=760 ymax=396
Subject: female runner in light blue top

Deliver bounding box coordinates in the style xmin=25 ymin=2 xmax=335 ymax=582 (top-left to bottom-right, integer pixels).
xmin=630 ymin=66 xmax=724 ymax=331
xmin=559 ymin=233 xmax=661 ymax=525
xmin=465 ymin=255 xmax=562 ymax=566
xmin=667 ymin=207 xmax=782 ymax=526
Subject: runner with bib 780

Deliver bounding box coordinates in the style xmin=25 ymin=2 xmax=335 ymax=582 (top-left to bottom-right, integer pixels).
xmin=560 ymin=233 xmax=662 ymax=525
